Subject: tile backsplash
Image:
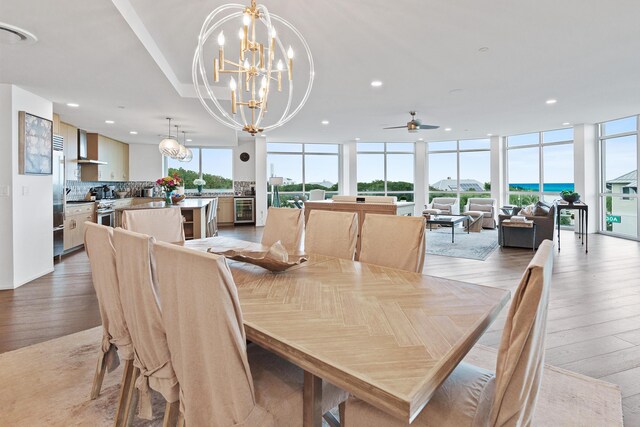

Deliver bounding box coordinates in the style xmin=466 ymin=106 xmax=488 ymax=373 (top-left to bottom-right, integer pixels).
xmin=66 ymin=180 xmax=254 ymax=200
xmin=234 ymin=180 xmax=256 ymax=195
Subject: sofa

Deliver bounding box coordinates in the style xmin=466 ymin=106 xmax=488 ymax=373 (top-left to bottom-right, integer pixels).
xmin=498 ymin=201 xmax=556 ymax=249
xmin=465 ymin=198 xmax=497 ymax=229
xmin=423 ymin=197 xmax=460 ymax=216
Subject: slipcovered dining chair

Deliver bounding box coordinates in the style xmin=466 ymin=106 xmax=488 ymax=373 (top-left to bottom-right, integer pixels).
xmin=206 ymin=197 xmax=219 ymax=237
xmin=343 ymin=240 xmax=555 ymax=427
xmin=83 ymin=223 xmax=134 ymax=425
xmin=121 ymin=208 xmax=185 ymax=243
xmin=305 ymin=210 xmax=358 ymax=260
xmin=261 ymin=207 xmax=305 ymax=253
xmin=358 ymin=214 xmax=426 ymax=272
xmin=308 ymin=189 xmax=326 ymax=201
xmin=153 ymin=242 xmax=348 ymax=426
xmin=113 ymin=228 xmax=180 ymax=424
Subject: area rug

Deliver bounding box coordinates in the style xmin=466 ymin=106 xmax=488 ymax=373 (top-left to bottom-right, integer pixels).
xmin=426 ymin=227 xmax=499 ymax=260
xmin=0 ymin=327 xmax=623 ymax=426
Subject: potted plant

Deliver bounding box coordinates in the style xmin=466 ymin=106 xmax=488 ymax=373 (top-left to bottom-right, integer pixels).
xmin=194 ymin=177 xmax=206 ymax=195
xmin=156 ymin=173 xmax=183 ymax=204
xmin=560 ymin=190 xmax=581 ymax=204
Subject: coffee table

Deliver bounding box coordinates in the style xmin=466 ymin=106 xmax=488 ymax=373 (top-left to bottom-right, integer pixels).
xmin=426 ymin=214 xmax=470 ymax=243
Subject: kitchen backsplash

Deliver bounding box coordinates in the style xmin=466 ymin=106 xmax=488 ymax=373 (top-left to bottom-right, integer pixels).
xmin=65 ymin=180 xmax=250 ymax=200
xmin=234 ymin=180 xmax=256 ymax=195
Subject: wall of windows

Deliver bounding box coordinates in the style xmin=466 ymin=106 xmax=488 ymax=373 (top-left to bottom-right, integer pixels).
xmin=506 ymin=129 xmax=574 ymax=225
xmin=357 ymin=143 xmax=414 ymax=201
xmin=428 ymin=139 xmax=491 ymax=208
xmin=599 ymin=116 xmax=638 ymax=239
xmin=266 ymin=143 xmax=340 ymax=206
xmin=165 ymin=148 xmax=233 ymax=191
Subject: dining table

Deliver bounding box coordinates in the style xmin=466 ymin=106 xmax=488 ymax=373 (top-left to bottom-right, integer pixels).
xmin=183 ymin=237 xmax=511 ymax=426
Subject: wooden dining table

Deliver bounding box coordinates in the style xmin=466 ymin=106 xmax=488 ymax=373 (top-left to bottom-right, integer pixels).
xmin=183 ymin=237 xmax=511 ymax=426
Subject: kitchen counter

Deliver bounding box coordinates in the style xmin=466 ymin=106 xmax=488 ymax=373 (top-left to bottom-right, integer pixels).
xmin=114 ymin=198 xmax=214 ymax=211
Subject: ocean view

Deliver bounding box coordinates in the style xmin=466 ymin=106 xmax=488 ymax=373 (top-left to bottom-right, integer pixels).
xmin=509 ymin=182 xmax=575 ymax=192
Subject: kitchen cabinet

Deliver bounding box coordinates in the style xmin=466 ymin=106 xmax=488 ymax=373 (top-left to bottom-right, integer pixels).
xmin=63 ymin=203 xmax=95 ymax=250
xmin=61 ymin=122 xmax=80 ymax=181
xmin=81 ymin=134 xmax=129 ymax=182
xmin=217 ymin=197 xmax=235 ymax=225
xmin=53 ymin=113 xmax=60 ymax=135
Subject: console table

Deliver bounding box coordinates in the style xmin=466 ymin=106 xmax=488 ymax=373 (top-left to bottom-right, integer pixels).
xmin=556 ymin=201 xmax=588 ymax=253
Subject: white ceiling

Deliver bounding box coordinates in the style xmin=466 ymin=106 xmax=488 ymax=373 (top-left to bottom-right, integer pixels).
xmin=2 ymin=0 xmax=640 ymax=146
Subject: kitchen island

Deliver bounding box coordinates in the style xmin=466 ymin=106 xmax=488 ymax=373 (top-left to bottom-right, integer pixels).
xmin=115 ymin=198 xmax=214 ymax=240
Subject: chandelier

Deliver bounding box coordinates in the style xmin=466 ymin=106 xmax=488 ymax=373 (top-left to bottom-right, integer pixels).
xmin=192 ymin=0 xmax=314 ymax=135
xmin=159 ymin=117 xmax=180 ymax=158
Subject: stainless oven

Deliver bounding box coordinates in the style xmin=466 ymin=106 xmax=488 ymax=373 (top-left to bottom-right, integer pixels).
xmin=97 ymin=209 xmax=115 ymax=227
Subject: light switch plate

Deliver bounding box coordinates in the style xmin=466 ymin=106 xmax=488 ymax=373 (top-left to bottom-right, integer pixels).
xmin=22 ymin=186 xmax=29 ymax=196
xmin=0 ymin=184 xmax=9 ymax=197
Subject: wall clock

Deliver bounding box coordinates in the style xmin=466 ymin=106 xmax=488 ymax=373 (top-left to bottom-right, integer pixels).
xmin=240 ymin=152 xmax=250 ymax=162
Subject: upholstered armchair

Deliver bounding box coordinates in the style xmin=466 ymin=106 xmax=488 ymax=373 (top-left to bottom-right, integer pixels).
xmin=498 ymin=202 xmax=556 ymax=249
xmin=464 ymin=198 xmax=497 ymax=229
xmin=422 ymin=197 xmax=460 ymax=216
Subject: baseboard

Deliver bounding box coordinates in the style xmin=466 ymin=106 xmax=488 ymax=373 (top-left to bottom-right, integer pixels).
xmin=9 ymin=269 xmax=55 ymax=290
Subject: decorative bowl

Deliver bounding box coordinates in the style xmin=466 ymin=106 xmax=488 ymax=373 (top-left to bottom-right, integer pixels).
xmin=561 ymin=193 xmax=580 ymax=203
xmin=116 ymin=191 xmax=128 ymax=199
xmin=171 ymin=194 xmax=186 ymax=204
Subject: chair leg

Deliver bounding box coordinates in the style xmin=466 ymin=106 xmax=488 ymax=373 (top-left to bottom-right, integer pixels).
xmin=163 ymin=401 xmax=180 ymax=427
xmin=339 ymin=401 xmax=346 ymax=425
xmin=113 ymin=360 xmax=135 ymax=427
xmin=323 ymin=411 xmax=340 ymax=427
xmin=123 ymin=367 xmax=140 ymax=427
xmin=90 ymin=352 xmax=108 ymax=400
xmin=177 ymin=411 xmax=185 ymax=427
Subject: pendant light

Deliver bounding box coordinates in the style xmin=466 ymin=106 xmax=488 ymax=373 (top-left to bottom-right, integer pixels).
xmin=174 ymin=125 xmax=188 ymax=161
xmin=158 ymin=117 xmax=181 ymax=158
xmin=179 ymin=131 xmax=193 ymax=162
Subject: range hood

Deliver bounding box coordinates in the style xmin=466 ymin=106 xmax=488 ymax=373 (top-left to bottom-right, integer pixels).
xmin=77 ymin=129 xmax=108 ymax=165
xmin=77 ymin=159 xmax=107 ymax=165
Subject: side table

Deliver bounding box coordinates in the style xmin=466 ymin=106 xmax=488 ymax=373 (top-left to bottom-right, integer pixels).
xmin=501 ymin=219 xmax=536 ymax=251
xmin=556 ymin=201 xmax=588 ymax=253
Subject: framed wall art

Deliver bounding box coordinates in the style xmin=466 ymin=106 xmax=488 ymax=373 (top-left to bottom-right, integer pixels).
xmin=18 ymin=110 xmax=53 ymax=175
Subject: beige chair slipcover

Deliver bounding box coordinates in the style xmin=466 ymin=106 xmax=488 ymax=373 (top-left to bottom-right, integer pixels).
xmin=84 ymin=223 xmax=133 ymax=371
xmin=358 ymin=214 xmax=426 ymax=273
xmin=261 ymin=207 xmax=304 ymax=253
xmin=308 ymin=189 xmax=326 ymax=201
xmin=113 ymin=228 xmax=179 ymax=419
xmin=153 ymin=242 xmax=348 ymax=426
xmin=332 ymin=195 xmax=397 ymax=204
xmin=206 ymin=197 xmax=219 ymax=237
xmin=304 ymin=210 xmax=358 ymax=260
xmin=344 ymin=240 xmax=555 ymax=427
xmin=121 ymin=208 xmax=185 ymax=243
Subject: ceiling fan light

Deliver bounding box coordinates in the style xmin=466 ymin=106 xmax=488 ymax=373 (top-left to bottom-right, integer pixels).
xmin=159 ymin=137 xmax=181 ymax=158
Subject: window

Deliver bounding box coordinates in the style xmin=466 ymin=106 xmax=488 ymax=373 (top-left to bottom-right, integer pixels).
xmin=165 ymin=148 xmax=233 ymax=191
xmin=506 ymin=130 xmax=574 ymax=227
xmin=428 ymin=139 xmax=491 ymax=208
xmin=599 ymin=116 xmax=638 ymax=239
xmin=267 ymin=143 xmax=339 ymax=206
xmin=357 ymin=143 xmax=414 ymax=201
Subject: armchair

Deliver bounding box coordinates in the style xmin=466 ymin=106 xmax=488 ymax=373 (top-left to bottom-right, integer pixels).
xmin=423 ymin=197 xmax=460 ymax=216
xmin=498 ymin=202 xmax=556 ymax=249
xmin=465 ymin=198 xmax=497 ymax=229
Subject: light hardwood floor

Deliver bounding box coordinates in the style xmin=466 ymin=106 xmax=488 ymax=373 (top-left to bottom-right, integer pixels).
xmin=0 ymin=227 xmax=638 ymax=425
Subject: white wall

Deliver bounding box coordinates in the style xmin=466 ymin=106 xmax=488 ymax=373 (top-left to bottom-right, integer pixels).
xmin=233 ymin=137 xmax=257 ymax=181
xmin=254 ymin=136 xmax=267 ymax=226
xmin=128 ymin=143 xmax=163 ymax=181
xmin=0 ymin=85 xmax=14 ymax=288
xmin=0 ymin=85 xmax=54 ymax=289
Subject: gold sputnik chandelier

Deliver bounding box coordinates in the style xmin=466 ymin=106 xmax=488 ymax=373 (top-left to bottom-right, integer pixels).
xmin=192 ymin=0 xmax=314 ymax=135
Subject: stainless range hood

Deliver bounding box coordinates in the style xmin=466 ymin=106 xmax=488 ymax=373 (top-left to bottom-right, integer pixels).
xmin=77 ymin=159 xmax=107 ymax=165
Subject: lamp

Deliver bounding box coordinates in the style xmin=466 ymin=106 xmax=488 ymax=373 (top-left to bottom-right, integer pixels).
xmin=192 ymin=0 xmax=314 ymax=135
xmin=158 ymin=117 xmax=181 ymax=158
xmin=177 ymin=130 xmax=193 ymax=162
xmin=269 ymin=176 xmax=283 ymax=207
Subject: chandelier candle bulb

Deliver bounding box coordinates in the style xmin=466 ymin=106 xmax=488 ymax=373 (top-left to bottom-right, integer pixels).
xmin=287 ymin=46 xmax=294 ymax=80
xmin=230 ymin=78 xmax=237 ymax=114
xmin=239 ymin=28 xmax=245 ymax=59
xmin=214 ymin=58 xmax=219 ymax=82
xmin=259 ymin=43 xmax=264 ymax=68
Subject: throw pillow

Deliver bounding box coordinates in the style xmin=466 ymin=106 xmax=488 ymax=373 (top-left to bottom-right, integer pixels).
xmin=433 ymin=203 xmax=451 ymax=212
xmin=520 ymin=204 xmax=536 ymax=217
xmin=534 ymin=201 xmax=550 ymax=216
xmin=469 ymin=203 xmax=493 ymax=212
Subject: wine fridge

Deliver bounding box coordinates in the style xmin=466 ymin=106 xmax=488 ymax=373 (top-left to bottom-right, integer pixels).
xmin=234 ymin=197 xmax=255 ymax=224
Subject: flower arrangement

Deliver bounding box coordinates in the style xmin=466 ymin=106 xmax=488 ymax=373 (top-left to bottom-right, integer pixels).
xmin=156 ymin=173 xmax=182 ymax=203
xmin=194 ymin=178 xmax=206 ymax=194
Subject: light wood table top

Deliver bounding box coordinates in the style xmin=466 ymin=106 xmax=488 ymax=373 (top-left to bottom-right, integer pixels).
xmin=183 ymin=237 xmax=510 ymax=424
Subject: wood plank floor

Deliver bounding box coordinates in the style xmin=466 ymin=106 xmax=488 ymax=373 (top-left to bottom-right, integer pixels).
xmin=0 ymin=226 xmax=638 ymax=425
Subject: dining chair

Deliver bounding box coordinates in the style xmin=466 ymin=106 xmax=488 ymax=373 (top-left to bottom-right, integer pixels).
xmin=206 ymin=197 xmax=219 ymax=237
xmin=305 ymin=210 xmax=358 ymax=260
xmin=261 ymin=207 xmax=304 ymax=253
xmin=121 ymin=208 xmax=185 ymax=243
xmin=343 ymin=240 xmax=555 ymax=427
xmin=308 ymin=189 xmax=326 ymax=201
xmin=358 ymin=214 xmax=426 ymax=272
xmin=83 ymin=223 xmax=135 ymax=426
xmin=153 ymin=242 xmax=348 ymax=426
xmin=113 ymin=228 xmax=180 ymax=425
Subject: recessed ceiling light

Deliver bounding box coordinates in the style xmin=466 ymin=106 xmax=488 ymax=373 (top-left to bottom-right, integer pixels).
xmin=487 ymin=133 xmax=493 ymax=136
xmin=444 ymin=128 xmax=452 ymax=132
xmin=66 ymin=103 xmax=79 ymax=108
xmin=370 ymin=80 xmax=383 ymax=87
xmin=354 ymin=137 xmax=360 ymax=141
xmin=479 ymin=47 xmax=489 ymax=52
xmin=129 ymin=131 xmax=138 ymax=135
xmin=417 ymin=138 xmax=424 ymax=141
xmin=186 ymin=139 xmax=193 ymax=142
xmin=321 ymin=120 xmax=329 ymax=125
xmin=545 ymin=99 xmax=557 ymax=105
xmin=105 ymin=120 xmax=115 ymax=124
xmin=562 ymin=122 xmax=571 ymax=126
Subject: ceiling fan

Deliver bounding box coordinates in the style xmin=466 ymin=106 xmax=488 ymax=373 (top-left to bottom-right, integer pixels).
xmin=383 ymin=111 xmax=439 ymax=132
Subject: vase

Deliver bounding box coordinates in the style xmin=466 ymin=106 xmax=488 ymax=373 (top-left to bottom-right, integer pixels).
xmin=165 ymin=191 xmax=172 ymax=205
xmin=197 ymin=185 xmax=203 ymax=194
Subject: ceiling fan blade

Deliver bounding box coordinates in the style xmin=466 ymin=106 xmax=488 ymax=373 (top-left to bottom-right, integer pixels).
xmin=419 ymin=124 xmax=440 ymax=130
xmin=383 ymin=125 xmax=408 ymax=129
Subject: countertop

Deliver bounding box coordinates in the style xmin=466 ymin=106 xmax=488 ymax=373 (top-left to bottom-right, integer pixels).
xmin=114 ymin=198 xmax=214 ymax=211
